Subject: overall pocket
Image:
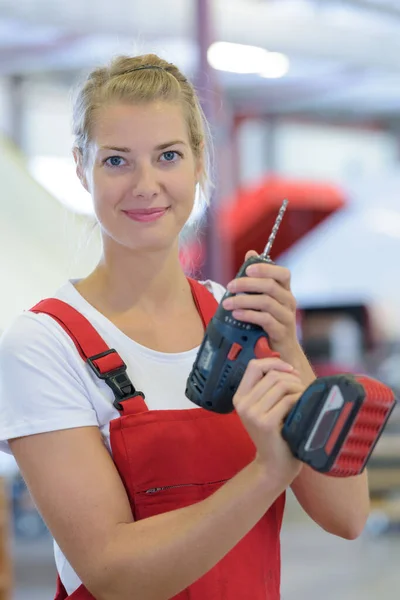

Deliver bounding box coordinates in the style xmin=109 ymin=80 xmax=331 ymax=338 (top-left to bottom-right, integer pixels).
xmin=134 ymin=481 xmax=280 ymax=600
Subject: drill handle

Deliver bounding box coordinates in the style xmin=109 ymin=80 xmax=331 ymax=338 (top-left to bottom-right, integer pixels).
xmin=235 ymin=255 xmax=274 ymax=281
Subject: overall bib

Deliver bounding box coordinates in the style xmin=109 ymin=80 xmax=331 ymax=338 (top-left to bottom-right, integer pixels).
xmin=31 ymin=278 xmax=285 ymax=599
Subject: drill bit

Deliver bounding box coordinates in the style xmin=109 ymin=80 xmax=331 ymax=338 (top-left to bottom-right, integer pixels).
xmin=260 ymin=199 xmax=289 ymax=258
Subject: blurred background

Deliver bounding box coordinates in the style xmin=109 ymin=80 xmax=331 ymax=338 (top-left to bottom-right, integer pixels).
xmin=1 ymin=0 xmax=400 ymax=598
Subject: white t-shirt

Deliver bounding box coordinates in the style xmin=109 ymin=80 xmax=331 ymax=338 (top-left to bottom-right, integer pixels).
xmin=0 ymin=278 xmax=226 ymax=594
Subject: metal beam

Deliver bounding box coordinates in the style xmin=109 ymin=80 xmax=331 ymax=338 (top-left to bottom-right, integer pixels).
xmin=8 ymin=75 xmax=25 ymax=150
xmin=194 ymin=0 xmax=231 ymax=284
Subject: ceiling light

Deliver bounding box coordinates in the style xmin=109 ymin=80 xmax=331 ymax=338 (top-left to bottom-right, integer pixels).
xmin=207 ymin=41 xmax=289 ymax=78
xmin=259 ymin=52 xmax=290 ymax=79
xmin=207 ymin=41 xmax=269 ymax=74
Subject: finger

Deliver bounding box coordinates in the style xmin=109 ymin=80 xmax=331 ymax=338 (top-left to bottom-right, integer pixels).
xmin=254 ymin=379 xmax=304 ymax=416
xmin=226 ymin=277 xmax=296 ymax=312
xmin=245 ymin=263 xmax=291 ymax=290
xmin=226 ymin=294 xmax=293 ymax=326
xmin=245 ymin=250 xmax=259 ymax=261
xmin=230 ymin=309 xmax=288 ymax=342
xmin=264 ymin=393 xmax=301 ymax=427
xmin=239 ymin=369 xmax=302 ymax=409
xmin=234 ymin=358 xmax=295 ymax=401
xmin=239 ymin=392 xmax=301 ymax=436
xmin=237 ymin=374 xmax=303 ymax=417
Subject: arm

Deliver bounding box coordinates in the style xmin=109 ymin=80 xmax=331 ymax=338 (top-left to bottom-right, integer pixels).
xmin=10 ymin=425 xmax=287 ymax=600
xmin=291 ymin=465 xmax=370 ymax=539
xmin=284 ymin=342 xmax=370 ymax=539
xmin=224 ymin=258 xmax=370 ymax=540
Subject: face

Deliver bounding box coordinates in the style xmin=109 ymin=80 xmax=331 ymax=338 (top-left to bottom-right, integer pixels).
xmin=77 ymin=101 xmax=201 ymax=253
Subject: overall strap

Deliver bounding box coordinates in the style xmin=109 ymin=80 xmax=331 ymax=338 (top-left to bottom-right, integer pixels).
xmin=187 ymin=278 xmax=220 ymax=327
xmin=30 ymin=298 xmax=142 ymax=410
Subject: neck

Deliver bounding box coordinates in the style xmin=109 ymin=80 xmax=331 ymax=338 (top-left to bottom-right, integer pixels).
xmin=77 ymin=238 xmax=190 ymax=316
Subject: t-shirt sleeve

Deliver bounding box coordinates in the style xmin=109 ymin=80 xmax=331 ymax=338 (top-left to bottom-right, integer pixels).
xmin=0 ymin=312 xmax=99 ymax=454
xmin=202 ymin=279 xmax=227 ymax=303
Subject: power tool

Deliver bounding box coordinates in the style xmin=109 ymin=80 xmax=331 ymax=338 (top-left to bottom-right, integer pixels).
xmin=185 ymin=201 xmax=396 ymax=476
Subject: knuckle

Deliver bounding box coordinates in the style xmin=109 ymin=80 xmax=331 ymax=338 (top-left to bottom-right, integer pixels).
xmin=282 ymin=267 xmax=291 ymax=283
xmin=262 ymin=313 xmax=273 ymax=328
xmin=247 ymin=405 xmax=260 ymax=424
xmin=261 ymin=296 xmax=271 ymax=310
xmin=285 ymin=393 xmax=300 ymax=408
xmin=248 ymin=358 xmax=260 ymax=372
xmin=276 ymin=380 xmax=291 ymax=395
xmin=267 ymin=369 xmax=281 ymax=385
xmin=232 ymin=393 xmax=241 ymax=409
xmin=264 ymin=279 xmax=276 ymax=294
xmin=234 ymin=401 xmax=245 ymax=417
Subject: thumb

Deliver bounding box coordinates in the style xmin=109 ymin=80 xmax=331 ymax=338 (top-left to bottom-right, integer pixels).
xmin=245 ymin=249 xmax=259 ymax=261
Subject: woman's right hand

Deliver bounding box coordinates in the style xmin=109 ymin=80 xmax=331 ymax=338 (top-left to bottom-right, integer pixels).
xmin=233 ymin=357 xmax=305 ymax=486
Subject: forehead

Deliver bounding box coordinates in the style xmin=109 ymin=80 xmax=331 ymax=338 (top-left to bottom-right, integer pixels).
xmin=91 ymin=101 xmax=189 ymax=147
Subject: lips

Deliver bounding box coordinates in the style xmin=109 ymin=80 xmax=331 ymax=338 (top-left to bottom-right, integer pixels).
xmin=122 ymin=207 xmax=169 ymax=223
xmin=123 ymin=207 xmax=169 ymax=216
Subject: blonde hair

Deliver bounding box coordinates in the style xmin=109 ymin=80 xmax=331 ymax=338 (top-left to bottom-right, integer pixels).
xmin=72 ymin=54 xmax=213 ymax=228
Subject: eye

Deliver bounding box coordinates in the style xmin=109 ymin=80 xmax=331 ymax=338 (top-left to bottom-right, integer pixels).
xmin=160 ymin=150 xmax=181 ymax=163
xmin=105 ymin=156 xmax=126 ymax=167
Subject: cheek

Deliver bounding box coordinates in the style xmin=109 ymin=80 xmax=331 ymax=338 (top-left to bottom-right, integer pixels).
xmin=174 ymin=168 xmax=197 ymax=200
xmin=92 ymin=171 xmax=126 ymax=203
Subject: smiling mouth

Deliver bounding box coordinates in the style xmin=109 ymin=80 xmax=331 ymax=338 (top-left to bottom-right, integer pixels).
xmin=123 ymin=207 xmax=170 ymax=222
xmin=125 ymin=207 xmax=169 ymax=215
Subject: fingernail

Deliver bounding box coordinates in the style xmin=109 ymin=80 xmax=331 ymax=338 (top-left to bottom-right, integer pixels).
xmin=223 ymin=298 xmax=233 ymax=309
xmin=227 ymin=281 xmax=235 ymax=291
xmin=246 ymin=265 xmax=258 ymax=275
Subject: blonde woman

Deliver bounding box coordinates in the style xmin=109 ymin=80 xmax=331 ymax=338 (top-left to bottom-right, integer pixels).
xmin=0 ymin=55 xmax=369 ymax=600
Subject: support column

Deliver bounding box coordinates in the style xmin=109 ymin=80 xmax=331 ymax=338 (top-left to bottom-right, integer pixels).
xmin=7 ymin=75 xmax=25 ymax=151
xmin=195 ymin=0 xmax=230 ymax=284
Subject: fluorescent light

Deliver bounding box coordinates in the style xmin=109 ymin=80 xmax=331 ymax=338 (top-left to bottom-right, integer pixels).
xmin=207 ymin=41 xmax=269 ymax=74
xmin=207 ymin=41 xmax=289 ymax=78
xmin=259 ymin=52 xmax=290 ymax=79
xmin=29 ymin=156 xmax=94 ymax=215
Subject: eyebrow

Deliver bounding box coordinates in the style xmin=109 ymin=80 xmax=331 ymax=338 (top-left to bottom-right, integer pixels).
xmin=155 ymin=140 xmax=186 ymax=150
xmin=99 ymin=145 xmax=131 ymax=153
xmin=99 ymin=140 xmax=187 ymax=153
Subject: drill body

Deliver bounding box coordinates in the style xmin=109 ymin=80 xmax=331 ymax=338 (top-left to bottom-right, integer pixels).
xmin=186 ymin=255 xmax=278 ymax=414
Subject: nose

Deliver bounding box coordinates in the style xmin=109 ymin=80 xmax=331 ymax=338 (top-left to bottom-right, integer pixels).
xmin=131 ymin=162 xmax=161 ymax=201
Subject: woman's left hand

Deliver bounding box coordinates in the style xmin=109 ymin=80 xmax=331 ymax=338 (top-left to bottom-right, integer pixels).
xmin=222 ymin=250 xmax=300 ymax=363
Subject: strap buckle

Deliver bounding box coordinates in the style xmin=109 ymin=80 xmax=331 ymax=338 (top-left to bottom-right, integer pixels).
xmin=87 ymin=349 xmax=144 ymax=411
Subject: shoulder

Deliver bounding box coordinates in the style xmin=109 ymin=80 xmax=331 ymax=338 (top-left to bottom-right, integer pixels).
xmin=0 ymin=309 xmax=89 ymax=396
xmin=0 ymin=301 xmax=99 ymax=450
xmin=1 ymin=291 xmax=90 ymax=359
xmin=0 ymin=309 xmax=70 ymax=359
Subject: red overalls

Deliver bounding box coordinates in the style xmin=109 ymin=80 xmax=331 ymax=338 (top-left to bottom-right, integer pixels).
xmin=31 ymin=278 xmax=285 ymax=600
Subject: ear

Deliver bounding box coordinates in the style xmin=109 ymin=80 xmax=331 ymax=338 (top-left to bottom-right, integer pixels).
xmin=73 ymin=147 xmax=89 ymax=192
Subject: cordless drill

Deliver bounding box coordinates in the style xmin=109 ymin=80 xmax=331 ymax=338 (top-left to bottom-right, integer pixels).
xmin=185 ymin=201 xmax=396 ymax=476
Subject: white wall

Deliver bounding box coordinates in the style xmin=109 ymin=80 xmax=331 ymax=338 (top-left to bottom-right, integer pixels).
xmin=276 ymin=122 xmax=398 ymax=182
xmin=24 ymin=80 xmax=74 ymax=157
xmin=0 ymin=135 xmax=100 ymax=331
xmin=237 ymin=118 xmax=398 ymax=185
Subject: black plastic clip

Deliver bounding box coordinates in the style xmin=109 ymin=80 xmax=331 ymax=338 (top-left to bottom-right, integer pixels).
xmin=87 ymin=349 xmax=145 ymax=411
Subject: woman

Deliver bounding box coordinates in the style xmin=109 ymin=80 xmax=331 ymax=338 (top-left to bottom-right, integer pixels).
xmin=0 ymin=54 xmax=370 ymax=599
